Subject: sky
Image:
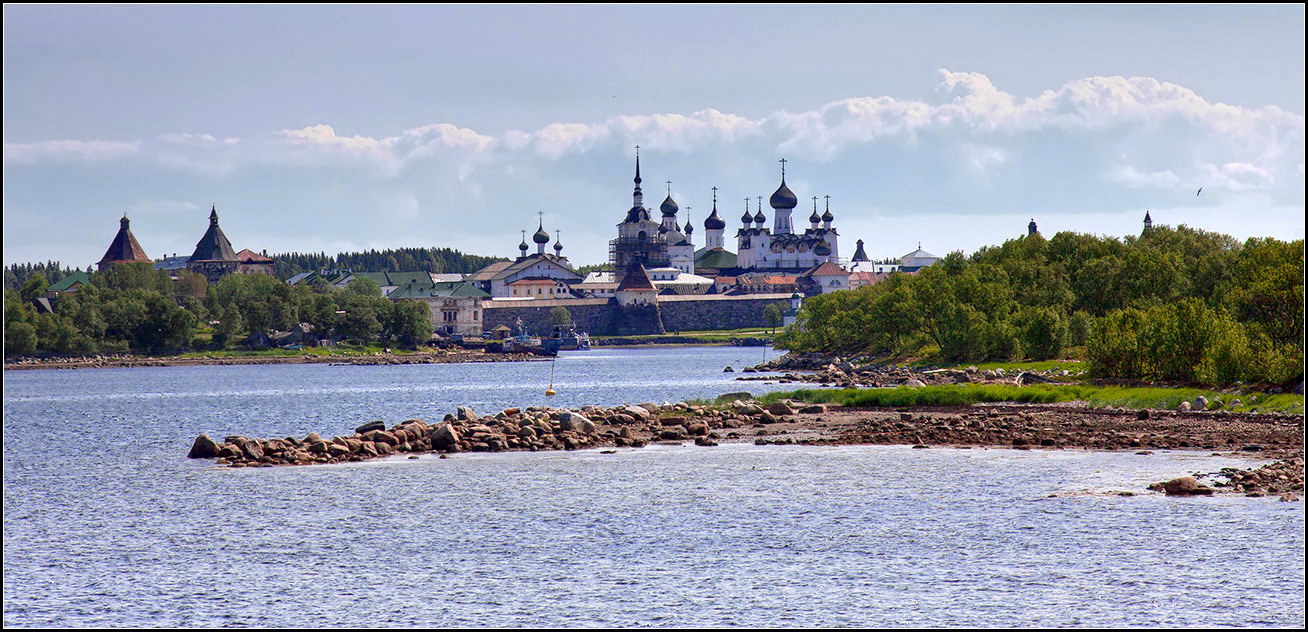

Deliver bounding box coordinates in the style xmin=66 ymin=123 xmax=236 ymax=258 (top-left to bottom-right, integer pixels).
xmin=3 ymin=4 xmax=1305 ymax=268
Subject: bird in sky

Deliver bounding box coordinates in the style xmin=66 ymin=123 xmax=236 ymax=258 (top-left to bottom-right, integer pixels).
xmin=1196 ymin=187 xmax=1203 ymax=196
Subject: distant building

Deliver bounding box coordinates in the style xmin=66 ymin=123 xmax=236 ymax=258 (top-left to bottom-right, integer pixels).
xmin=464 ymin=222 xmax=582 ymax=298
xmin=97 ymin=215 xmax=151 ymax=271
xmin=615 ymin=262 xmax=658 ymax=306
xmin=798 ymin=260 xmax=850 ymax=296
xmin=899 ymin=244 xmax=939 ymax=272
xmin=186 ymin=206 xmax=241 ymax=283
xmin=46 ymin=271 xmax=92 ymax=298
xmin=236 ymin=249 xmax=275 ymax=276
xmin=388 ymin=279 xmax=489 ymax=336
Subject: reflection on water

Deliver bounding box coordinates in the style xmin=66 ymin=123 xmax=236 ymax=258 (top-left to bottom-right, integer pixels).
xmin=3 ymin=347 xmax=1304 ymax=627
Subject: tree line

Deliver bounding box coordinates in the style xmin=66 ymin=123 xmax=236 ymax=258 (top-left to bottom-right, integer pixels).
xmin=776 ymin=226 xmax=1303 ymax=387
xmin=270 ymin=247 xmax=504 ymax=279
xmin=5 ymin=263 xmax=434 ymax=356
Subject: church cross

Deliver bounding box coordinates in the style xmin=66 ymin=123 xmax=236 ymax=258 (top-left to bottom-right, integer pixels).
xmin=779 ymin=157 xmax=787 ymax=179
xmin=824 ymin=194 xmax=831 ymax=211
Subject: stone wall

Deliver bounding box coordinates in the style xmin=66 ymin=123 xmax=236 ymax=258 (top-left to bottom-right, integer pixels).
xmin=481 ymin=293 xmax=792 ymax=336
xmin=483 ymin=299 xmax=615 ymax=336
xmin=659 ymin=294 xmax=792 ymax=332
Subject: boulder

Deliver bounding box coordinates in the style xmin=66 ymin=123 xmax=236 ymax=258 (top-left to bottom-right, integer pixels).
xmin=187 ymin=434 xmax=222 ymax=459
xmin=799 ymin=404 xmax=826 ymax=414
xmin=430 ymin=423 xmax=461 ymax=450
xmin=766 ymin=402 xmax=795 ymax=416
xmin=1163 ymin=476 xmax=1200 ymax=495
xmin=1194 ymin=396 xmax=1208 ymax=411
xmin=240 ymin=440 xmax=265 ymax=461
xmin=457 ymin=406 xmax=479 ymax=421
xmin=1176 ymin=401 xmax=1192 ymax=413
xmin=622 ymin=406 xmax=651 ymax=421
xmin=716 ymin=392 xmax=753 ymax=403
xmin=903 ymin=379 xmax=926 ymax=388
xmin=354 ymin=420 xmax=386 ymax=434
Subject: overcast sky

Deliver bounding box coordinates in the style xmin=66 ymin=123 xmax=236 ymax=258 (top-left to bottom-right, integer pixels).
xmin=4 ymin=4 xmax=1304 ymax=268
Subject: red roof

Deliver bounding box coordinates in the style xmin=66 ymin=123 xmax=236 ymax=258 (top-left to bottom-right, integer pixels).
xmin=97 ymin=217 xmax=151 ymax=267
xmin=616 ymin=262 xmax=656 ymax=291
xmin=237 ymin=248 xmax=273 ymax=263
xmin=804 ymin=261 xmax=846 ymax=277
xmin=761 ymin=275 xmax=797 ymax=285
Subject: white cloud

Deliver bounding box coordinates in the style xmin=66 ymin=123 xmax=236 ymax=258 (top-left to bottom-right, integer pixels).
xmin=1108 ymin=164 xmax=1181 ymax=189
xmin=3 ymin=139 xmax=140 ymax=164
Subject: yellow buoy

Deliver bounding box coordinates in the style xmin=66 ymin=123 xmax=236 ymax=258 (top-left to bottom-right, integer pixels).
xmin=545 ymin=354 xmax=558 ymax=396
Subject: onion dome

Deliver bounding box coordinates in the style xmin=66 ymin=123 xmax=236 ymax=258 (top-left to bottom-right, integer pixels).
xmin=705 ymin=200 xmax=726 ymax=230
xmin=753 ymin=208 xmax=767 ymax=224
xmin=533 ymin=222 xmax=550 ymax=245
xmin=809 ymin=201 xmax=821 ymax=225
xmin=518 ymin=238 xmax=528 ymax=254
xmin=741 ymin=206 xmax=753 ymax=225
xmin=658 ymin=223 xmax=669 ymax=234
xmin=554 ymin=240 xmax=564 ymax=253
xmin=822 ymin=207 xmax=834 ymax=223
xmin=684 ymin=220 xmax=694 ymax=234
xmin=770 ymin=179 xmax=798 ymax=210
xmin=660 ymin=191 xmax=679 ymax=217
xmin=814 ymin=240 xmax=832 ymax=257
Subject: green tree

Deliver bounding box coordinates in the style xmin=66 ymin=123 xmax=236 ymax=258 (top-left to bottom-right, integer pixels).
xmin=20 ymin=275 xmax=48 ymax=301
xmin=548 ymin=306 xmax=574 ymax=328
xmin=762 ymin=303 xmax=782 ymax=334
xmin=387 ymin=300 xmax=434 ymax=347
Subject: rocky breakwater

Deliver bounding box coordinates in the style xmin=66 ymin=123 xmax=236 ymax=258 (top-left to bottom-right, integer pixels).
xmin=743 ymin=354 xmax=1076 ymax=389
xmin=187 ymin=401 xmax=799 ymax=467
xmin=1149 ymin=452 xmax=1304 ymax=501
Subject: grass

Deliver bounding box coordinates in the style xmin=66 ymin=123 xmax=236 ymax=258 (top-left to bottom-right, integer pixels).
xmin=757 ymin=383 xmax=1305 ymax=413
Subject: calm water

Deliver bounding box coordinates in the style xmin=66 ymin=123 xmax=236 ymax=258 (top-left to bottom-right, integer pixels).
xmin=3 ymin=347 xmax=1304 ymax=627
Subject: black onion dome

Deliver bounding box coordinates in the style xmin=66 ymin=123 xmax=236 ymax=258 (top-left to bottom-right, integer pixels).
xmin=753 ymin=208 xmax=767 ymax=224
xmin=705 ymin=207 xmax=726 ymax=230
xmin=684 ymin=220 xmax=694 ymax=233
xmin=519 ymin=239 xmax=528 ymax=252
xmin=770 ymin=179 xmax=798 ymax=209
xmin=533 ymin=223 xmax=550 ymax=244
xmin=822 ymin=208 xmax=834 ymax=223
xmin=554 ymin=240 xmax=564 ymax=252
xmin=741 ymin=208 xmax=753 ymax=225
xmin=660 ymin=194 xmax=679 ymax=217
xmin=814 ymin=240 xmax=832 ymax=256
xmin=809 ymin=207 xmax=821 ymax=224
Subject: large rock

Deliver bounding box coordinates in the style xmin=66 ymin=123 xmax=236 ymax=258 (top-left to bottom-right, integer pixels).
xmin=622 ymin=406 xmax=651 ymax=421
xmin=457 ymin=406 xmax=479 ymax=422
xmin=903 ymin=379 xmax=926 ymax=388
xmin=430 ymin=423 xmax=461 ymax=450
xmin=187 ymin=434 xmax=222 ymax=459
xmin=1193 ymin=396 xmax=1208 ymax=411
xmin=354 ymin=420 xmax=386 ymax=434
xmin=766 ymin=402 xmax=795 ymax=416
xmin=1176 ymin=401 xmax=1192 ymax=412
xmin=1163 ymin=476 xmax=1200 ymax=495
xmin=716 ymin=392 xmax=753 ymax=403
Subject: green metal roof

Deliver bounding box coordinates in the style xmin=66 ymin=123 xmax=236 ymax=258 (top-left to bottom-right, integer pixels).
xmin=694 ymin=247 xmax=737 ymax=269
xmin=47 ymin=271 xmax=91 ymax=292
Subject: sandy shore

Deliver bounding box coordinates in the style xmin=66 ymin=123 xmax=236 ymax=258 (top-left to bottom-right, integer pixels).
xmin=3 ymin=349 xmax=541 ymax=371
xmin=189 ymin=399 xmax=1304 ymax=497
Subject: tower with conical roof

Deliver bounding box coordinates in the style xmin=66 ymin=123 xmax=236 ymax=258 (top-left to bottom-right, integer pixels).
xmin=852 ymin=239 xmax=869 ymax=263
xmin=1028 ymin=218 xmax=1039 ymax=236
xmin=186 ymin=206 xmax=241 ymax=282
xmin=97 ymin=215 xmax=152 ymax=271
xmin=1142 ymin=210 xmax=1153 ymax=235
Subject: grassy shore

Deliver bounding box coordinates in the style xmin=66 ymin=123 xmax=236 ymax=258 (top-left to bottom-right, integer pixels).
xmin=759 ymin=383 xmax=1305 ymax=414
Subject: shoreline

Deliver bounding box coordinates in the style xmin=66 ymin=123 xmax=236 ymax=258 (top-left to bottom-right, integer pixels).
xmin=189 ymin=399 xmax=1305 ymax=498
xmin=3 ymin=349 xmax=542 ymax=371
